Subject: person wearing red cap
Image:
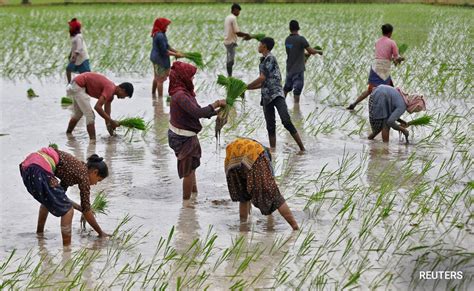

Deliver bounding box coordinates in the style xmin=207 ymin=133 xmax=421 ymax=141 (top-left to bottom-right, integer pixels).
xmin=150 ymin=18 xmax=184 ymax=98
xmin=66 ymin=18 xmax=91 ymax=84
xmin=66 ymin=72 xmax=134 ymax=140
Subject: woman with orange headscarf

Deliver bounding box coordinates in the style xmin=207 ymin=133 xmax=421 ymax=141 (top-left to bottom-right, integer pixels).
xmin=167 ymin=61 xmax=226 ymax=200
xmin=150 ymin=18 xmax=184 ymax=98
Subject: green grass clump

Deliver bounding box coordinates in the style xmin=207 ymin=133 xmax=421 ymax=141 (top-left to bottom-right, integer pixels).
xmin=408 ymin=115 xmax=432 ymax=126
xmin=91 ymin=190 xmax=109 ymax=215
xmin=119 ymin=117 xmax=146 ymax=130
xmin=215 ymin=75 xmax=247 ymax=140
xmin=251 ymin=33 xmax=266 ymax=41
xmin=61 ymin=97 xmax=73 ymax=105
xmin=398 ymin=43 xmax=408 ymax=55
xmin=183 ymin=52 xmax=204 ymax=69
xmin=48 ymin=143 xmax=58 ymax=150
xmin=27 ymin=88 xmax=38 ymax=98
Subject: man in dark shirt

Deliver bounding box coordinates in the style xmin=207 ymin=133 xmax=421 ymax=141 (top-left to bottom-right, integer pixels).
xmin=247 ymin=37 xmax=305 ymax=152
xmin=284 ymin=20 xmax=322 ymax=103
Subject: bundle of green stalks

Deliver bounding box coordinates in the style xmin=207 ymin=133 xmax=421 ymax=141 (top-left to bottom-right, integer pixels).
xmin=118 ymin=117 xmax=146 ymax=130
xmin=251 ymin=33 xmax=266 ymax=41
xmin=215 ymin=75 xmax=247 ymax=141
xmin=183 ymin=52 xmax=204 ymax=68
xmin=305 ymin=45 xmax=323 ymax=61
xmin=27 ymin=88 xmax=38 ymax=98
xmin=81 ymin=190 xmax=109 ymax=229
xmin=408 ymin=115 xmax=432 ymax=126
xmin=48 ymin=143 xmax=58 ymax=150
xmin=398 ymin=43 xmax=408 ymax=55
xmin=61 ymin=96 xmax=73 ymax=105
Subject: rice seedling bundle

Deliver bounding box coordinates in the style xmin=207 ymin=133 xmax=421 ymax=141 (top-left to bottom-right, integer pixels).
xmin=27 ymin=88 xmax=38 ymax=98
xmin=183 ymin=52 xmax=204 ymax=68
xmin=215 ymin=75 xmax=247 ymax=140
xmin=48 ymin=143 xmax=58 ymax=150
xmin=408 ymin=115 xmax=432 ymax=126
xmin=118 ymin=117 xmax=146 ymax=130
xmin=91 ymin=190 xmax=109 ymax=215
xmin=251 ymin=33 xmax=266 ymax=41
xmin=61 ymin=96 xmax=73 ymax=105
xmin=398 ymin=43 xmax=408 ymax=55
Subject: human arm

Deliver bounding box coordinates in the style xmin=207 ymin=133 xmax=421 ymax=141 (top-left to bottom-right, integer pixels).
xmin=168 ymin=50 xmax=184 ymax=58
xmin=306 ymin=46 xmax=322 ymax=55
xmin=78 ymin=178 xmax=108 ymax=236
xmin=175 ymin=93 xmax=226 ymax=119
xmin=94 ymin=97 xmax=119 ymax=128
xmin=247 ymin=73 xmax=266 ymax=90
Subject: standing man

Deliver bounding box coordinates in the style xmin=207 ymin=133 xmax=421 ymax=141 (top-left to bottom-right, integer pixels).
xmin=347 ymin=24 xmax=404 ymax=110
xmin=224 ymin=3 xmax=251 ymax=77
xmin=66 ymin=72 xmax=134 ymax=140
xmin=284 ymin=20 xmax=322 ymax=103
xmin=247 ymin=37 xmax=305 ymax=152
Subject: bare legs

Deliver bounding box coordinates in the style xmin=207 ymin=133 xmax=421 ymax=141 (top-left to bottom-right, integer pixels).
xmin=66 ymin=118 xmax=96 ymax=140
xmin=36 ymin=205 xmax=49 ymax=234
xmin=182 ymin=170 xmax=197 ymax=200
xmin=238 ymin=201 xmax=299 ymax=230
xmin=37 ymin=205 xmax=74 ymax=246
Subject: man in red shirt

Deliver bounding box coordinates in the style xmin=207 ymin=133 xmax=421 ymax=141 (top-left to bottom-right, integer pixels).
xmin=66 ymin=72 xmax=134 ymax=139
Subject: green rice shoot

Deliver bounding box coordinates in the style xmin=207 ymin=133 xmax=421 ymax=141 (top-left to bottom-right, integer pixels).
xmin=91 ymin=190 xmax=109 ymax=215
xmin=118 ymin=117 xmax=146 ymax=130
xmin=183 ymin=52 xmax=204 ymax=68
xmin=251 ymin=33 xmax=266 ymax=41
xmin=27 ymin=88 xmax=38 ymax=98
xmin=215 ymin=75 xmax=247 ymax=141
xmin=61 ymin=96 xmax=73 ymax=105
xmin=48 ymin=143 xmax=58 ymax=150
xmin=398 ymin=43 xmax=408 ymax=55
xmin=408 ymin=115 xmax=432 ymax=126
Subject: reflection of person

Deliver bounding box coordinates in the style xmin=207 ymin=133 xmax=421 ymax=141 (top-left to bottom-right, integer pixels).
xmin=167 ymin=61 xmax=226 ymax=200
xmin=66 ymin=18 xmax=90 ymax=84
xmin=247 ymin=37 xmax=305 ymax=152
xmin=66 ymin=72 xmax=134 ymax=139
xmin=284 ymin=20 xmax=322 ymax=103
xmin=224 ymin=3 xmax=251 ymax=76
xmin=150 ymin=18 xmax=184 ymax=98
xmin=368 ymin=85 xmax=425 ymax=143
xmin=348 ymin=24 xmax=404 ymax=110
xmin=20 ymin=147 xmax=110 ymax=245
xmin=224 ymin=138 xmax=299 ymax=230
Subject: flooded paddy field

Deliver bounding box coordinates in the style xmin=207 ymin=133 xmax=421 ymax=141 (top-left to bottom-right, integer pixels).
xmin=0 ymin=3 xmax=473 ymax=290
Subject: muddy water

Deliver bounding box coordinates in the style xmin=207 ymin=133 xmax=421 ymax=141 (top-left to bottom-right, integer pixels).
xmin=1 ymin=71 xmax=473 ymax=289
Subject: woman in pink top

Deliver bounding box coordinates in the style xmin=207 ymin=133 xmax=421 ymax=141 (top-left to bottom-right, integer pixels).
xmin=66 ymin=72 xmax=134 ymax=139
xmin=348 ymin=24 xmax=405 ymax=110
xmin=20 ymin=147 xmax=110 ymax=246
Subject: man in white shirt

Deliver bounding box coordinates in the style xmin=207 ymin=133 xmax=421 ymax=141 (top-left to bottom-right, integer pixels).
xmin=224 ymin=3 xmax=250 ymax=76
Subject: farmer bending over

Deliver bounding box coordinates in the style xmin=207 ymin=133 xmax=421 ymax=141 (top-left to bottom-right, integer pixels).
xmin=66 ymin=72 xmax=134 ymax=139
xmin=225 ymin=138 xmax=299 ymax=230
xmin=20 ymin=147 xmax=109 ymax=246
xmin=368 ymin=85 xmax=426 ymax=143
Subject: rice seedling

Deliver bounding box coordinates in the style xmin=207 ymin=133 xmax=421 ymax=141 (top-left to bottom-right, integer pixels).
xmin=214 ymin=75 xmax=247 ymax=141
xmin=27 ymin=88 xmax=38 ymax=98
xmin=251 ymin=33 xmax=266 ymax=41
xmin=61 ymin=96 xmax=73 ymax=105
xmin=408 ymin=115 xmax=432 ymax=126
xmin=118 ymin=117 xmax=147 ymax=131
xmin=398 ymin=43 xmax=409 ymax=55
xmin=182 ymin=52 xmax=204 ymax=69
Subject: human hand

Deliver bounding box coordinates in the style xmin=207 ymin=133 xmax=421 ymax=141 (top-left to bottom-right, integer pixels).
xmin=109 ymin=120 xmax=120 ymax=129
xmin=213 ymin=99 xmax=227 ymax=109
xmin=98 ymin=231 xmax=111 ymax=238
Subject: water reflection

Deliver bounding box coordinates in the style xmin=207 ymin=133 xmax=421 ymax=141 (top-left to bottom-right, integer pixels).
xmin=174 ymin=195 xmax=201 ymax=253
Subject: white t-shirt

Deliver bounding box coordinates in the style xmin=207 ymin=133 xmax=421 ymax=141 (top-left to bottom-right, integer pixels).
xmin=224 ymin=14 xmax=240 ymax=45
xmin=70 ymin=34 xmax=89 ymax=65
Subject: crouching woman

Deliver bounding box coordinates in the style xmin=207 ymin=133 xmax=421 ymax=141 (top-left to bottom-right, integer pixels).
xmin=225 ymin=138 xmax=299 ymax=230
xmin=368 ymin=85 xmax=426 ymax=143
xmin=20 ymin=147 xmax=109 ymax=246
